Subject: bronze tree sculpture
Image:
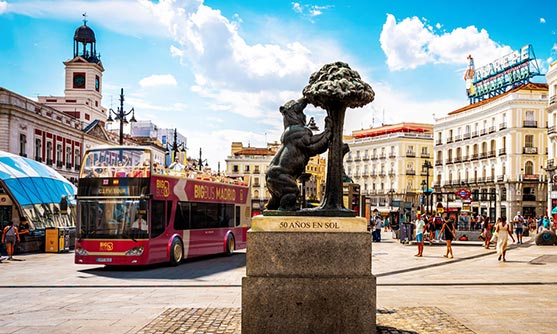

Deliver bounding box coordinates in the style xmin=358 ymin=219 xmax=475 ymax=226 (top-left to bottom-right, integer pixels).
xmin=265 ymin=98 xmax=332 ymax=211
xmin=303 ymin=62 xmax=375 ymax=214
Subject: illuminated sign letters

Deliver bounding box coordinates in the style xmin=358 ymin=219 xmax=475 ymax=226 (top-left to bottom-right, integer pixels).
xmin=467 ymin=44 xmax=540 ymax=102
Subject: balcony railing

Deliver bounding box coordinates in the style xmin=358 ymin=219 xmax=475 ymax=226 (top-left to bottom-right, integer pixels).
xmin=499 ymin=122 xmax=507 ymax=130
xmin=463 ymin=133 xmax=471 ymax=140
xmin=499 ymin=148 xmax=506 ymax=156
xmin=488 ymin=126 xmax=496 ymax=133
xmin=523 ymin=120 xmax=537 ymax=128
xmin=522 ymin=174 xmax=539 ymax=182
xmin=487 ymin=150 xmax=496 ymax=158
xmin=446 ymin=137 xmax=453 ymax=143
xmin=406 ymin=151 xmax=416 ymax=157
xmin=549 ymin=126 xmax=556 ymax=135
xmin=454 ymin=135 xmax=462 ymax=141
xmin=435 ymin=160 xmax=443 ymax=166
xmin=523 ymin=147 xmax=538 ymax=154
xmin=472 ymin=131 xmax=479 ymax=138
xmin=420 ymin=153 xmax=430 ymax=158
xmin=436 ymin=140 xmax=443 ymax=146
xmin=406 ymin=169 xmax=416 ymax=175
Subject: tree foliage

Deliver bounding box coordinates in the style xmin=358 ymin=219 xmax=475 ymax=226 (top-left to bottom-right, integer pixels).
xmin=303 ymin=61 xmax=375 ymax=110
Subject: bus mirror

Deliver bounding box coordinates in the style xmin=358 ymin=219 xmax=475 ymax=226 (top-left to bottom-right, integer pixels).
xmin=60 ymin=196 xmax=68 ymax=215
xmin=139 ymin=198 xmax=148 ymax=215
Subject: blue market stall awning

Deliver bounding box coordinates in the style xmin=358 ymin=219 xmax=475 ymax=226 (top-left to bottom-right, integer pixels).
xmin=552 ymin=207 xmax=557 ymax=215
xmin=0 ymin=151 xmax=76 ymax=206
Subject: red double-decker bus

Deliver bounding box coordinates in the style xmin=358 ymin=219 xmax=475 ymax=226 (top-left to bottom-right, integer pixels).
xmin=74 ymin=146 xmax=251 ymax=266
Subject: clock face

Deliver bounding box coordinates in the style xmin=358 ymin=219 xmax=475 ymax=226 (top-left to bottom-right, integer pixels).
xmin=73 ymin=74 xmax=85 ymax=88
xmin=95 ymin=76 xmax=100 ymax=90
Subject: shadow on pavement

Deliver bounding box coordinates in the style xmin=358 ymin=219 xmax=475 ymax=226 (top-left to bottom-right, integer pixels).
xmin=78 ymin=252 xmax=246 ymax=281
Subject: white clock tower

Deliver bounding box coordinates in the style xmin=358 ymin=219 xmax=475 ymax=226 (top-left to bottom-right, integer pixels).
xmin=39 ymin=15 xmax=107 ymax=124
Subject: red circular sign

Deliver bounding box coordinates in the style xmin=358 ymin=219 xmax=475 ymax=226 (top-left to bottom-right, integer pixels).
xmin=455 ymin=189 xmax=471 ymax=199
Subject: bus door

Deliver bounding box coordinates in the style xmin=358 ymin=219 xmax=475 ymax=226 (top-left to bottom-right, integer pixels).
xmin=148 ymin=200 xmax=171 ymax=262
xmin=188 ymin=202 xmax=221 ymax=255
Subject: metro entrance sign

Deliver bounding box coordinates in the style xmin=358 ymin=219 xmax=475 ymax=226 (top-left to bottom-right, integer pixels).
xmin=455 ymin=188 xmax=471 ymax=200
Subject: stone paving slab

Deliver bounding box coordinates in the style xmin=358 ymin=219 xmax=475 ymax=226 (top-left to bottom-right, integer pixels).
xmin=137 ymin=307 xmax=475 ymax=334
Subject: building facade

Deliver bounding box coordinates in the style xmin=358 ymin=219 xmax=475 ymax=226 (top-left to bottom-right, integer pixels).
xmin=434 ymin=83 xmax=548 ymax=219
xmin=545 ymin=62 xmax=557 ymax=216
xmin=344 ymin=123 xmax=434 ymax=216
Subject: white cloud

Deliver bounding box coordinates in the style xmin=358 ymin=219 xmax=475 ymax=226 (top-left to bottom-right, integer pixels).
xmin=138 ymin=74 xmax=178 ymax=88
xmin=540 ymin=18 xmax=546 ymax=24
xmin=380 ymin=14 xmax=512 ymax=71
xmin=0 ymin=1 xmax=7 ymax=14
xmin=141 ymin=0 xmax=343 ymax=117
xmin=290 ymin=2 xmax=332 ymax=19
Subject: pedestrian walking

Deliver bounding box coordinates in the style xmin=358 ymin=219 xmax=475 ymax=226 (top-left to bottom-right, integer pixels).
xmin=414 ymin=214 xmax=425 ymax=257
xmin=495 ymin=216 xmax=515 ymax=262
xmin=483 ymin=216 xmax=493 ymax=249
xmin=439 ymin=215 xmax=456 ymax=258
xmin=433 ymin=213 xmax=443 ymax=242
xmin=374 ymin=215 xmax=382 ymax=242
xmin=512 ymin=211 xmax=525 ymax=244
xmin=2 ymin=220 xmax=20 ymax=260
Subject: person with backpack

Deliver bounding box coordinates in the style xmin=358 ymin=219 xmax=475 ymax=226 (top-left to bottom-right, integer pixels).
xmin=433 ymin=213 xmax=443 ymax=242
xmin=2 ymin=220 xmax=20 ymax=260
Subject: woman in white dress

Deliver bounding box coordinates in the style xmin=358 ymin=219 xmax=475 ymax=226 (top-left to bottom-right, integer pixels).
xmin=495 ymin=216 xmax=515 ymax=262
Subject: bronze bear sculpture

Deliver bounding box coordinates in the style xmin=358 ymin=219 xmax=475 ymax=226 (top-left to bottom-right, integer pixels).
xmin=265 ymin=98 xmax=331 ymax=211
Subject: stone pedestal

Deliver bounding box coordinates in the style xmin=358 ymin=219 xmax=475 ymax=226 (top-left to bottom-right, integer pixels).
xmin=242 ymin=216 xmax=376 ymax=334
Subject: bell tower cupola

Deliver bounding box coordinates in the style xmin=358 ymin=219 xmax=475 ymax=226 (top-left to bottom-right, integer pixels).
xmin=73 ymin=13 xmax=100 ymax=64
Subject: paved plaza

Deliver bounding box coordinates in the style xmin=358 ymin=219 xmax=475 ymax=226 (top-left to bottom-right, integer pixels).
xmin=1 ymin=232 xmax=557 ymax=333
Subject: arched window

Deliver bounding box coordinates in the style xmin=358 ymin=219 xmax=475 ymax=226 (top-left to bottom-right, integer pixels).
xmin=524 ymin=161 xmax=534 ymax=175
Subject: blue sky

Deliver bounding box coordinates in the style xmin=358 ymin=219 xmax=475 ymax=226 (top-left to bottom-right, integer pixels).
xmin=1 ymin=0 xmax=557 ymax=169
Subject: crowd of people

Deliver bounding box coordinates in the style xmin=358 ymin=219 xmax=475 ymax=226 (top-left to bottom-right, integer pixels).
xmin=373 ymin=210 xmax=557 ymax=262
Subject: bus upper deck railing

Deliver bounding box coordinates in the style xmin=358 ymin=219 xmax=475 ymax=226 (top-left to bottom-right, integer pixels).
xmin=84 ymin=164 xmax=249 ymax=186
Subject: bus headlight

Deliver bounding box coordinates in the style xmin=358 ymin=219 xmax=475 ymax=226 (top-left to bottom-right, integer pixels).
xmin=125 ymin=246 xmax=144 ymax=256
xmin=75 ymin=247 xmax=88 ymax=256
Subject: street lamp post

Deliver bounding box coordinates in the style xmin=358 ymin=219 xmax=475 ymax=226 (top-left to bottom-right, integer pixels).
xmin=198 ymin=148 xmax=208 ymax=171
xmin=166 ymin=128 xmax=186 ymax=164
xmin=421 ymin=180 xmax=427 ymax=214
xmin=422 ymin=160 xmax=433 ymax=214
xmin=388 ymin=188 xmax=395 ymax=225
xmin=106 ymin=88 xmax=137 ymax=145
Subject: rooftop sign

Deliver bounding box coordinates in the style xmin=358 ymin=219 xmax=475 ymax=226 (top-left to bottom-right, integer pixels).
xmin=464 ymin=44 xmax=541 ymax=104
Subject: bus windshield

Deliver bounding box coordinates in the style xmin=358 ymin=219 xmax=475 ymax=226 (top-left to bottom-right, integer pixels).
xmin=80 ymin=147 xmax=151 ymax=179
xmin=78 ymin=199 xmax=147 ymax=239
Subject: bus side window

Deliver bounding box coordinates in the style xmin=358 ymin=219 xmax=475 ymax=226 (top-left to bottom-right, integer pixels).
xmin=235 ymin=206 xmax=240 ymax=227
xmin=151 ymin=200 xmax=166 ymax=237
xmin=174 ymin=202 xmax=190 ymax=230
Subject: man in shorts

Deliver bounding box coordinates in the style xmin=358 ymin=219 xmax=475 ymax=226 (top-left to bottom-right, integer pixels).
xmin=414 ymin=214 xmax=425 ymax=257
xmin=513 ymin=211 xmax=525 ymax=245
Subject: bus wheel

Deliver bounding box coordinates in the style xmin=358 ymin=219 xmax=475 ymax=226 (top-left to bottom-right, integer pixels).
xmin=170 ymin=238 xmax=183 ymax=266
xmin=225 ymin=234 xmax=235 ymax=256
